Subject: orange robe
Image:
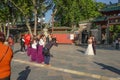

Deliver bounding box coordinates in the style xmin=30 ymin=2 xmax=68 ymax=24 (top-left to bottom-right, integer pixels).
xmin=0 ymin=42 xmax=13 ymax=79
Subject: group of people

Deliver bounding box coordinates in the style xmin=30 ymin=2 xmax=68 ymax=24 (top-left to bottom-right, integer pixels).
xmin=0 ymin=31 xmax=96 ymax=80
xmin=20 ymin=33 xmax=57 ymax=66
xmin=0 ymin=31 xmax=58 ymax=80
xmin=27 ymin=34 xmax=46 ymax=64
xmin=85 ymin=35 xmax=96 ymax=55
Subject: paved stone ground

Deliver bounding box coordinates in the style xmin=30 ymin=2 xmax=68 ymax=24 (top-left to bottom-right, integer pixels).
xmin=11 ymin=43 xmax=120 ymax=80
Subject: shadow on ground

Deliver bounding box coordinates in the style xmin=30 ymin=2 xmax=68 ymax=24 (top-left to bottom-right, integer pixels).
xmin=14 ymin=50 xmax=21 ymax=54
xmin=94 ymin=62 xmax=120 ymax=75
xmin=17 ymin=66 xmax=31 ymax=80
xmin=76 ymin=49 xmax=85 ymax=54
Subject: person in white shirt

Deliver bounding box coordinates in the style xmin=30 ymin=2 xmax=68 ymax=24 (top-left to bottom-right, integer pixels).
xmin=115 ymin=38 xmax=119 ymax=49
xmin=30 ymin=37 xmax=38 ymax=62
xmin=36 ymin=34 xmax=46 ymax=63
xmin=39 ymin=35 xmax=46 ymax=47
xmin=31 ymin=39 xmax=37 ymax=49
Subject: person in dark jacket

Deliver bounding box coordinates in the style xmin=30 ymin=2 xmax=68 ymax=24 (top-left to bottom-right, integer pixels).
xmin=43 ymin=38 xmax=58 ymax=65
xmin=20 ymin=35 xmax=25 ymax=52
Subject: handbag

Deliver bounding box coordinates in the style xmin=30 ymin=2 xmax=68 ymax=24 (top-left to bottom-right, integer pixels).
xmin=0 ymin=47 xmax=9 ymax=63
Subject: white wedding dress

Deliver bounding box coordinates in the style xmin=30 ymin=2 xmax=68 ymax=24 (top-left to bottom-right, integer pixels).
xmin=85 ymin=43 xmax=94 ymax=55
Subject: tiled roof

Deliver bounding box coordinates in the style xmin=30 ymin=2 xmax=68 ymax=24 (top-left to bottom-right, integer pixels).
xmin=93 ymin=16 xmax=108 ymax=22
xmin=100 ymin=4 xmax=120 ymax=12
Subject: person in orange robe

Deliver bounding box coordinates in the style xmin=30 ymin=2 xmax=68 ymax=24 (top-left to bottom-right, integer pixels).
xmin=0 ymin=32 xmax=13 ymax=80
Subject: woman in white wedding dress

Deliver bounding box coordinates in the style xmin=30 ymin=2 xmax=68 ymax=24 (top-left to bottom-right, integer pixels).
xmin=85 ymin=36 xmax=94 ymax=55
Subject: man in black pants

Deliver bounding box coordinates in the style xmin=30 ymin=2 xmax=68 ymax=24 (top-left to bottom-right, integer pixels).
xmin=20 ymin=35 xmax=25 ymax=52
xmin=91 ymin=35 xmax=96 ymax=55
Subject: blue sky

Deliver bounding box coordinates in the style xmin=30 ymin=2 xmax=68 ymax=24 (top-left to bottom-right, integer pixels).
xmin=45 ymin=10 xmax=52 ymax=23
xmin=45 ymin=0 xmax=118 ymax=23
xmin=96 ymin=0 xmax=118 ymax=4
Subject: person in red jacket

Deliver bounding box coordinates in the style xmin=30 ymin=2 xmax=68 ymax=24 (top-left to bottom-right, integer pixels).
xmin=0 ymin=32 xmax=13 ymax=80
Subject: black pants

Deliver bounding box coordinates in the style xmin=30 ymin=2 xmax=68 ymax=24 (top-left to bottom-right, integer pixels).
xmin=0 ymin=76 xmax=10 ymax=80
xmin=92 ymin=45 xmax=96 ymax=55
xmin=20 ymin=44 xmax=25 ymax=51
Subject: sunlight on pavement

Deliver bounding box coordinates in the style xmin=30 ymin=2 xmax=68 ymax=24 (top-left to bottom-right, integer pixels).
xmin=12 ymin=59 xmax=119 ymax=80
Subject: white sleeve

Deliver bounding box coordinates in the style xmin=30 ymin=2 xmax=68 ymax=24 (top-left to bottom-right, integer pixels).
xmin=39 ymin=39 xmax=45 ymax=46
xmin=22 ymin=39 xmax=25 ymax=42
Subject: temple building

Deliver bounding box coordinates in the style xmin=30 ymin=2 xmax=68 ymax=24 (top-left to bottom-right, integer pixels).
xmin=93 ymin=1 xmax=120 ymax=44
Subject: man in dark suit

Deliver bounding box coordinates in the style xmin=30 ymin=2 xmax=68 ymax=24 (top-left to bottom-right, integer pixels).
xmin=91 ymin=35 xmax=96 ymax=55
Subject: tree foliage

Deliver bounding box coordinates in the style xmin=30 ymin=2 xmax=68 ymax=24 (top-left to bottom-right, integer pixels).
xmin=53 ymin=0 xmax=105 ymax=27
xmin=0 ymin=0 xmax=14 ymax=37
xmin=8 ymin=0 xmax=53 ymax=36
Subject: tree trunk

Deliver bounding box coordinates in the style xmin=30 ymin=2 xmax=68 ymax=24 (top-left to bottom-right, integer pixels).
xmin=0 ymin=23 xmax=2 ymax=32
xmin=25 ymin=17 xmax=33 ymax=37
xmin=32 ymin=0 xmax=37 ymax=36
xmin=33 ymin=9 xmax=37 ymax=36
xmin=6 ymin=25 xmax=9 ymax=40
xmin=3 ymin=24 xmax=6 ymax=36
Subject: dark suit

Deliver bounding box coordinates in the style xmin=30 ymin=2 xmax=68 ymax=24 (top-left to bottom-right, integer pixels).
xmin=92 ymin=37 xmax=96 ymax=55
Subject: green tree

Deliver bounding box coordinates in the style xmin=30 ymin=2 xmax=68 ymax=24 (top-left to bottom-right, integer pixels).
xmin=0 ymin=0 xmax=13 ymax=39
xmin=53 ymin=0 xmax=105 ymax=27
xmin=9 ymin=0 xmax=53 ymax=37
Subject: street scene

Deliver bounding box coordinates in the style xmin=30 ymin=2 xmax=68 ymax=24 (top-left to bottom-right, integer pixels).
xmin=0 ymin=0 xmax=120 ymax=80
xmin=11 ymin=43 xmax=120 ymax=80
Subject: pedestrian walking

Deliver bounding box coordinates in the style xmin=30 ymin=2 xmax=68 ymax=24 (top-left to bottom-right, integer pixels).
xmin=20 ymin=35 xmax=26 ymax=52
xmin=115 ymin=38 xmax=119 ymax=49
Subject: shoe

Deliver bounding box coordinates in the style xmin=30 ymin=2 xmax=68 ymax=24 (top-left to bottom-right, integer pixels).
xmin=45 ymin=64 xmax=51 ymax=67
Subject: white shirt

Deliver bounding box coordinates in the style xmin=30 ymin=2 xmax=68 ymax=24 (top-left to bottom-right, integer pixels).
xmin=22 ymin=38 xmax=25 ymax=42
xmin=39 ymin=39 xmax=45 ymax=47
xmin=31 ymin=41 xmax=37 ymax=49
xmin=70 ymin=34 xmax=74 ymax=40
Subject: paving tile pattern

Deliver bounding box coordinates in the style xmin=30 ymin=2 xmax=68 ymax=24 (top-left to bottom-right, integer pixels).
xmin=11 ymin=43 xmax=120 ymax=80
